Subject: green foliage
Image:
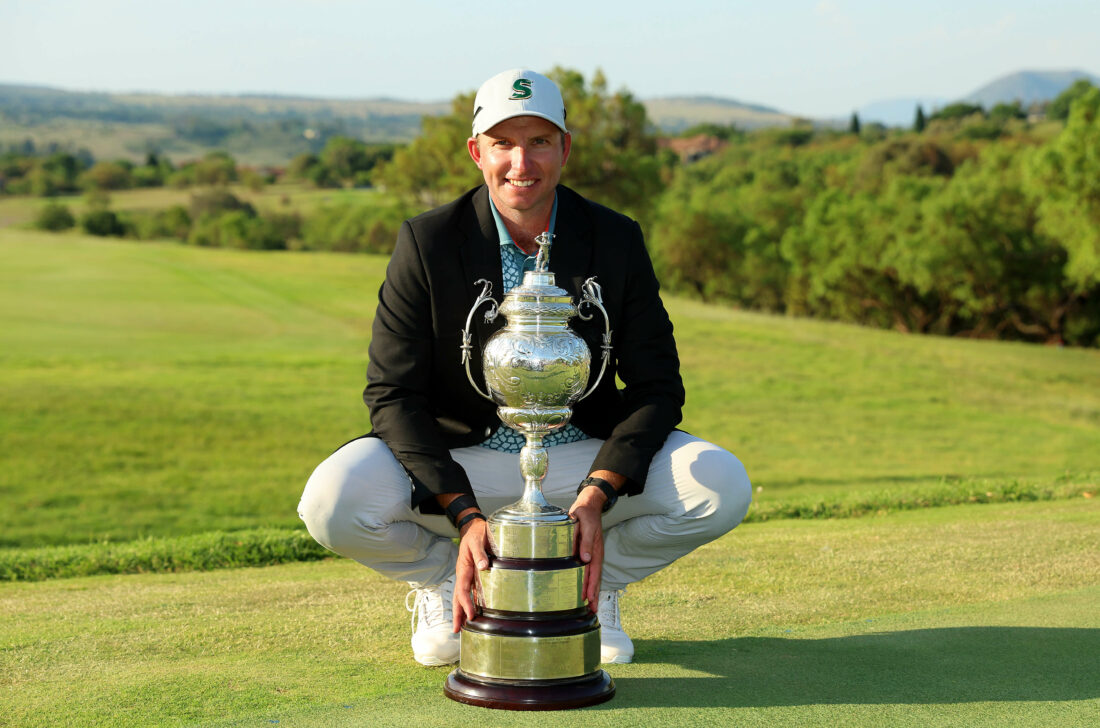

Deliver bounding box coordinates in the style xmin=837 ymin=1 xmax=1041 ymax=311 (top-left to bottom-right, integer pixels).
xmin=374 ymin=91 xmax=483 ymax=206
xmin=80 ymin=209 xmax=126 ymax=237
xmin=914 ymin=104 xmax=927 ymax=132
xmin=1029 ymin=86 xmax=1100 ymax=299
xmin=130 ymin=205 xmax=192 ymax=240
xmin=375 ymin=67 xmax=666 ymax=220
xmin=1047 ymin=79 xmax=1095 ymax=121
xmin=677 ymin=122 xmax=743 ymax=141
xmin=930 ymin=102 xmax=985 ymax=122
xmin=80 ymin=160 xmax=133 ymax=191
xmin=989 ymin=101 xmax=1026 ymax=123
xmin=287 ymin=138 xmax=396 ymax=189
xmin=33 ymin=201 xmax=75 ymax=231
xmin=298 ymin=199 xmax=413 ymax=253
xmin=848 ymin=111 xmax=861 ymax=135
xmin=187 ymin=210 xmax=291 ymax=250
xmin=0 ymin=528 xmax=328 ymax=581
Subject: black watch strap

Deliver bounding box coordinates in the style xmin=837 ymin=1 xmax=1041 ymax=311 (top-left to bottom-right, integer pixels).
xmin=455 ymin=511 xmax=488 ymax=531
xmin=578 ymin=476 xmax=618 ymax=512
xmin=444 ymin=494 xmax=481 ymax=528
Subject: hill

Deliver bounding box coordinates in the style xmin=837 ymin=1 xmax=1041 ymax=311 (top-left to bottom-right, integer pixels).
xmin=964 ymin=69 xmax=1100 ymax=108
xmin=0 ymin=83 xmax=447 ymax=165
xmin=0 ymin=83 xmax=798 ymax=164
xmin=642 ymin=95 xmax=794 ymax=131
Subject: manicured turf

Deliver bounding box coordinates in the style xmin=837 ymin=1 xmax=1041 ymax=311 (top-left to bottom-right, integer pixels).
xmin=1 ymin=222 xmax=1098 ymax=726
xmin=2 ymin=228 xmax=1096 ymax=549
xmin=2 ymin=501 xmax=1096 ymax=726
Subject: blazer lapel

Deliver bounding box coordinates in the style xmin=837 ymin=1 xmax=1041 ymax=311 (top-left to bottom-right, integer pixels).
xmin=458 ymin=186 xmax=505 ymax=344
xmin=549 ymin=185 xmax=596 ymax=300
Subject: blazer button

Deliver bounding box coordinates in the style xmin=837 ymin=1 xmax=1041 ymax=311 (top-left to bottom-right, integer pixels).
xmin=485 ymin=427 xmax=492 ymax=436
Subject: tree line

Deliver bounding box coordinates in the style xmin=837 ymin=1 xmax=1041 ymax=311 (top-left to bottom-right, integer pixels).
xmin=15 ymin=70 xmax=1100 ymax=346
xmin=371 ymin=70 xmax=1100 ymax=347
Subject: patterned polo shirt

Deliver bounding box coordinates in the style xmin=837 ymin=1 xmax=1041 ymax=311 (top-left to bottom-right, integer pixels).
xmin=480 ymin=193 xmax=591 ymax=454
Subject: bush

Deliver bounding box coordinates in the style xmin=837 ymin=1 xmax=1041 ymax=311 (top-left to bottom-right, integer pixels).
xmin=80 ymin=209 xmax=126 ymax=237
xmin=33 ymin=202 xmax=76 ymax=231
xmin=131 ymin=205 xmax=192 ymax=240
xmin=187 ymin=210 xmax=289 ymax=250
xmin=189 ymin=189 xmax=254 ymax=219
xmin=298 ymin=201 xmax=411 ymax=253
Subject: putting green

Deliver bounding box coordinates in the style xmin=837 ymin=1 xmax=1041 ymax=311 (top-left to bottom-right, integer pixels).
xmin=2 ymin=500 xmax=1096 ymax=727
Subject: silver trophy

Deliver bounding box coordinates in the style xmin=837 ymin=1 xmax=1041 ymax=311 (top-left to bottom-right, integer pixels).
xmin=444 ymin=232 xmax=616 ymax=710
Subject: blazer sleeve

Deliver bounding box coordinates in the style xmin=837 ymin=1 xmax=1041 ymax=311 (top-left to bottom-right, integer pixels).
xmin=587 ymin=220 xmax=685 ymax=493
xmin=363 ymin=220 xmax=473 ymax=512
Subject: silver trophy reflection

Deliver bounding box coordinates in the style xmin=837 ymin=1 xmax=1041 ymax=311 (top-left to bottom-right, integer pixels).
xmin=444 ymin=232 xmax=616 ymax=710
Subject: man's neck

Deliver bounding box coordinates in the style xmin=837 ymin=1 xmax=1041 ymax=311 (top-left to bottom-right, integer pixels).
xmin=491 ymin=198 xmax=552 ymax=255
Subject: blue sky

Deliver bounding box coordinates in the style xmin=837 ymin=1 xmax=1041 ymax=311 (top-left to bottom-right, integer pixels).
xmin=3 ymin=0 xmax=1099 ymax=118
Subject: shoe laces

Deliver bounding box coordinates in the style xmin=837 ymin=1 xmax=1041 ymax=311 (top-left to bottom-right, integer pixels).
xmin=406 ymin=576 xmax=455 ymax=633
xmin=597 ymin=588 xmax=625 ymax=630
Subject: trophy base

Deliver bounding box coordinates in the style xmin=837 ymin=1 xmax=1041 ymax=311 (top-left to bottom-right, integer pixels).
xmin=444 ymin=669 xmax=614 ymax=711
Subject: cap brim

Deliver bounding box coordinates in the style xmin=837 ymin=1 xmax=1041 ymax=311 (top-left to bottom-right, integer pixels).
xmin=474 ymin=110 xmax=568 ymax=136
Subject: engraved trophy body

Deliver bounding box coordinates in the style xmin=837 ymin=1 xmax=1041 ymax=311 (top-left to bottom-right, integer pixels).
xmin=443 ymin=233 xmax=616 ymax=710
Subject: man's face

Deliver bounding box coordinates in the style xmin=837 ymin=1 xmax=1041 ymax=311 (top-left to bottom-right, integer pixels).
xmin=467 ymin=115 xmax=571 ymax=219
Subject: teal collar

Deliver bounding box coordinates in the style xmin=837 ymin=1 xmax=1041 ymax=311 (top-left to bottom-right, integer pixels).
xmin=488 ymin=191 xmax=558 ymax=250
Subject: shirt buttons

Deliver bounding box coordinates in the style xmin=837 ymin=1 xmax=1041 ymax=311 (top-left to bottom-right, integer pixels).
xmin=485 ymin=427 xmax=492 ymax=436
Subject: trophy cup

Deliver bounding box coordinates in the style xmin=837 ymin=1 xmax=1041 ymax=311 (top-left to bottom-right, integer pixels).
xmin=443 ymin=233 xmax=616 ymax=710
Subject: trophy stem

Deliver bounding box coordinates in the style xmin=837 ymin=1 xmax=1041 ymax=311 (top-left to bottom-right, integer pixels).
xmin=518 ymin=431 xmax=553 ymax=511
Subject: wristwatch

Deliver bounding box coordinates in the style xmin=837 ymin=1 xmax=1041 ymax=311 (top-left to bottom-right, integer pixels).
xmin=577 ymin=476 xmax=618 ymax=513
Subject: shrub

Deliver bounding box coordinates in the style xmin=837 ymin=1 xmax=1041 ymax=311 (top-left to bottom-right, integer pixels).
xmin=131 ymin=205 xmax=192 ymax=240
xmin=80 ymin=209 xmax=126 ymax=237
xmin=34 ymin=202 xmax=76 ymax=231
xmin=189 ymin=189 xmax=254 ymax=219
xmin=298 ymin=201 xmax=411 ymax=253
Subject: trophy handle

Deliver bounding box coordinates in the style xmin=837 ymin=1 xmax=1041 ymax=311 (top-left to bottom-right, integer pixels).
xmin=461 ymin=279 xmax=499 ymax=402
xmin=577 ymin=276 xmax=612 ymax=402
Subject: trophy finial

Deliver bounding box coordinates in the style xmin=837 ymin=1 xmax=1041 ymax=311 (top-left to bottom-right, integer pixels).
xmin=533 ymin=232 xmax=554 ymax=273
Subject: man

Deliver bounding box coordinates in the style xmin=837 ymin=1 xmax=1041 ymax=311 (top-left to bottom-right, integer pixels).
xmin=298 ymin=69 xmax=751 ymax=667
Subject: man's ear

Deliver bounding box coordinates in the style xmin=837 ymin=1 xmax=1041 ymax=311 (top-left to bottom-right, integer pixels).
xmin=561 ymin=132 xmax=572 ymax=168
xmin=467 ymin=136 xmax=482 ymax=169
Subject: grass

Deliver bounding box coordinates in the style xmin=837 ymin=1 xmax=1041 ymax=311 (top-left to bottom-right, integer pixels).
xmin=1 ymin=500 xmax=1096 ymax=726
xmin=1 ymin=222 xmax=1098 ymax=725
xmin=1 ymin=227 xmax=1098 ymax=549
xmin=0 ymin=183 xmax=393 ymax=229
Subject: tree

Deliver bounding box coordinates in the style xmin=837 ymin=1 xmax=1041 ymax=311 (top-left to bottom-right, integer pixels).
xmin=34 ymin=202 xmax=75 ymax=231
xmin=374 ymin=68 xmax=665 ymax=221
xmin=930 ymin=102 xmax=984 ymax=122
xmin=1047 ymin=79 xmax=1095 ymax=121
xmin=1029 ymin=86 xmax=1100 ymax=297
xmin=848 ymin=112 xmax=861 ymax=135
xmin=81 ymin=161 xmax=133 ymax=191
xmin=914 ymin=104 xmax=926 ymax=133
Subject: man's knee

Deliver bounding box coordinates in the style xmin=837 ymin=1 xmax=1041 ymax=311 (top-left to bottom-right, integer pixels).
xmin=297 ymin=439 xmax=401 ymax=557
xmin=686 ymin=444 xmax=752 ymax=539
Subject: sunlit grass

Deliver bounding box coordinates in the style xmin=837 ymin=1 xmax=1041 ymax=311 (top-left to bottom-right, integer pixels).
xmin=1 ymin=501 xmax=1096 ymax=726
xmin=1 ymin=229 xmax=1098 ymax=548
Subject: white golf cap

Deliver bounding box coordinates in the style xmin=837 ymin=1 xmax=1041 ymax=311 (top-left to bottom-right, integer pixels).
xmin=471 ymin=69 xmax=568 ymax=136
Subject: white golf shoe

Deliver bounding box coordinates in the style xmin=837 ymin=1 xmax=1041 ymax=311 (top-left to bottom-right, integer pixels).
xmin=597 ymin=588 xmax=634 ymax=664
xmin=406 ymin=574 xmax=459 ymax=666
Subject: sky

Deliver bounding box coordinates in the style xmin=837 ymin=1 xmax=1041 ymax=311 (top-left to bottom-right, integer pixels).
xmin=3 ymin=0 xmax=1099 ymax=119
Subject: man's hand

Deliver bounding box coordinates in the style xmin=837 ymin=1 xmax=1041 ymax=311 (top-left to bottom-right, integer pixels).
xmin=452 ymin=516 xmax=490 ymax=632
xmin=569 ymin=470 xmax=624 ymax=610
xmin=568 ymin=492 xmax=605 ymax=610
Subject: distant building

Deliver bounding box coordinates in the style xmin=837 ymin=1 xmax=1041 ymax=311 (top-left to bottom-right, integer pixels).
xmin=659 ymin=134 xmax=727 ymax=163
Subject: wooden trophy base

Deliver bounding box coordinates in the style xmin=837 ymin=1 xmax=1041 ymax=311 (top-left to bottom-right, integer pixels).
xmin=444 ymin=668 xmax=614 ymax=711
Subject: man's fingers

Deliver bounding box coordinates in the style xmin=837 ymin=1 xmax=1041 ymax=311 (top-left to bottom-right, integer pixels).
xmin=583 ymin=541 xmax=604 ymax=609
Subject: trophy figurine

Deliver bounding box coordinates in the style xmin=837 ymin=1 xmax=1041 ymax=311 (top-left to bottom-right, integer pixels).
xmin=444 ymin=232 xmax=616 ymax=710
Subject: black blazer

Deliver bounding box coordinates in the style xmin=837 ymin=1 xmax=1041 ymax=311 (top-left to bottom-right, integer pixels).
xmin=364 ymin=184 xmax=684 ymax=513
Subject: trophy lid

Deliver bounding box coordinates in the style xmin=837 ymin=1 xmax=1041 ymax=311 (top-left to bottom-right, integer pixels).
xmin=505 ymin=232 xmax=571 ymax=300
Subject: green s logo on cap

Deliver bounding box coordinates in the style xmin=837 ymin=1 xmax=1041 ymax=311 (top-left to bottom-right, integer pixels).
xmin=509 ymin=78 xmax=533 ymax=100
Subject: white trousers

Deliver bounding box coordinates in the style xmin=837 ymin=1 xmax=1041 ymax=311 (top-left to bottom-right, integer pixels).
xmin=298 ymin=431 xmax=752 ymax=591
